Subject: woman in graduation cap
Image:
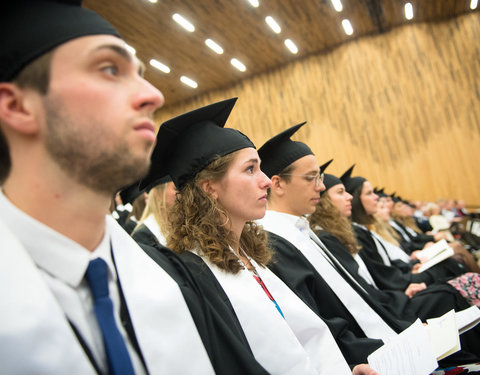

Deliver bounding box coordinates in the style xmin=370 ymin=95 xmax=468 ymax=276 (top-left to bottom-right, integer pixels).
xmin=343 ymin=168 xmax=480 ymax=308
xmin=342 ymin=165 xmax=464 ymax=289
xmin=140 ymin=98 xmax=376 ymax=375
xmin=308 ymin=169 xmax=479 ymax=324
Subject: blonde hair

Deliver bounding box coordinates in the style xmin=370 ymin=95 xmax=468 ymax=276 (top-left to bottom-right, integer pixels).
xmin=309 ymin=194 xmax=361 ymax=255
xmin=167 ymin=151 xmax=273 ymax=273
xmin=136 ymin=182 xmax=171 ymax=235
xmin=372 ymin=218 xmax=401 ymax=246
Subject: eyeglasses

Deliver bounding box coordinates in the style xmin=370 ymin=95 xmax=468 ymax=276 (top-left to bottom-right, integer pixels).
xmin=280 ymin=172 xmax=324 ymax=186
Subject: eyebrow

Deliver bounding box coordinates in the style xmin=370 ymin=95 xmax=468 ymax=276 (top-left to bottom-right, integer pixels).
xmin=92 ymin=44 xmax=145 ymax=76
xmin=244 ymin=158 xmax=259 ymax=165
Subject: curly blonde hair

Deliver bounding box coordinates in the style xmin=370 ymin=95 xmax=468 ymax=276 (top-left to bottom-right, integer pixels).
xmin=309 ymin=194 xmax=361 ymax=254
xmin=166 ymin=151 xmax=273 ymax=273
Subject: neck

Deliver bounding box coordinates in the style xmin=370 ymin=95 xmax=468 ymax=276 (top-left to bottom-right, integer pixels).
xmin=267 ymin=199 xmax=301 ymax=218
xmin=3 ymin=170 xmax=112 ymax=252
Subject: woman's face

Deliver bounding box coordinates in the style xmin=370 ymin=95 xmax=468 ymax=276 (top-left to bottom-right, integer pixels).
xmin=360 ymin=180 xmax=378 ymax=215
xmin=327 ymin=183 xmax=352 ymax=217
xmin=210 ymin=148 xmax=271 ymax=229
xmin=375 ymin=199 xmax=390 ymax=222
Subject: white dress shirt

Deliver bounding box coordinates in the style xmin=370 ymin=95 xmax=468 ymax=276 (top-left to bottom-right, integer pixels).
xmin=0 ymin=190 xmax=214 ymax=375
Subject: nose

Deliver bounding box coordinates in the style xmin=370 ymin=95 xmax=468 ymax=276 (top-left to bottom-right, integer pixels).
xmin=133 ymin=77 xmax=165 ymax=113
xmin=346 ymin=192 xmax=353 ymax=201
xmin=260 ymin=172 xmax=272 ymax=189
xmin=373 ymin=193 xmax=379 ymax=201
xmin=318 ymin=181 xmax=326 ymax=192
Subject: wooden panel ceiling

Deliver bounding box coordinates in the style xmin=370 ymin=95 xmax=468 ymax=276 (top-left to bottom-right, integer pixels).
xmin=84 ymin=0 xmax=477 ymax=107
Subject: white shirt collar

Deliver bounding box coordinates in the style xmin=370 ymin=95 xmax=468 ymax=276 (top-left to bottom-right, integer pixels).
xmin=0 ymin=190 xmax=115 ymax=288
xmin=261 ymin=209 xmax=309 ymax=231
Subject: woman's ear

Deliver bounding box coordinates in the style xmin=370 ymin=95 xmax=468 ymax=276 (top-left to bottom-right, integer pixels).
xmin=0 ymin=84 xmax=42 ymax=136
xmin=199 ymin=179 xmax=218 ymax=200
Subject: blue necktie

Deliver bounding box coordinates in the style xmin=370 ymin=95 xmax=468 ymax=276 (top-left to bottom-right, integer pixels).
xmin=85 ymin=258 xmax=135 ymax=375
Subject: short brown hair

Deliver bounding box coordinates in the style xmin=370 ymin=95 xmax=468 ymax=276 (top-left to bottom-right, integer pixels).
xmin=0 ymin=50 xmax=54 ymax=184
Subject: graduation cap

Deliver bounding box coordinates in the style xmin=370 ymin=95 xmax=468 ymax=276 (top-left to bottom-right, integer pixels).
xmin=1 ymin=0 xmax=120 ymax=82
xmin=139 ymin=98 xmax=255 ymax=191
xmin=342 ymin=164 xmax=367 ymax=195
xmin=319 ymin=159 xmax=333 ymax=175
xmin=374 ymin=187 xmax=387 ymax=198
xmin=257 ymin=122 xmax=313 ymax=178
xmin=322 ymin=174 xmax=343 ymax=194
xmin=119 ymin=182 xmax=144 ymax=205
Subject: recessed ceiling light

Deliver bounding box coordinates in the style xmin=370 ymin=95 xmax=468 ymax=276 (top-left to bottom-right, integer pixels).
xmin=180 ymin=76 xmax=198 ymax=88
xmin=149 ymin=59 xmax=170 ymax=73
xmin=247 ymin=0 xmax=259 ymax=7
xmin=330 ymin=0 xmax=343 ymax=12
xmin=404 ymin=2 xmax=414 ymax=20
xmin=172 ymin=13 xmax=195 ymax=32
xmin=265 ymin=16 xmax=281 ymax=34
xmin=147 ymin=0 xmax=158 ymax=3
xmin=205 ymin=39 xmax=224 ymax=54
xmin=125 ymin=44 xmax=136 ymax=55
xmin=231 ymin=58 xmax=246 ymax=72
xmin=341 ymin=19 xmax=354 ymax=35
xmin=284 ymin=39 xmax=298 ymax=54
xmin=471 ymin=0 xmax=478 ymax=9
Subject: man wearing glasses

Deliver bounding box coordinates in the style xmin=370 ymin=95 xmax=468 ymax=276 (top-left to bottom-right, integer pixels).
xmin=256 ymin=123 xmax=411 ymax=369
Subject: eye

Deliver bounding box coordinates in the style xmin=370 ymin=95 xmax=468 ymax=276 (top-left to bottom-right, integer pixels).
xmin=246 ymin=165 xmax=254 ymax=174
xmin=305 ymin=175 xmax=316 ymax=182
xmin=101 ymin=64 xmax=119 ymax=76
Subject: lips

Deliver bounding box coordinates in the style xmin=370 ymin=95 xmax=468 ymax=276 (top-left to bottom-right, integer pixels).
xmin=134 ymin=121 xmax=156 ymax=141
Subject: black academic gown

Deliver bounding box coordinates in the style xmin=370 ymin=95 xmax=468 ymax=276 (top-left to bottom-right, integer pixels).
xmin=266 ymin=231 xmax=411 ymax=366
xmin=131 ymin=223 xmax=157 ymax=248
xmin=353 ymin=225 xmax=465 ymax=290
xmin=350 ymin=227 xmax=480 ymax=364
xmin=317 ymin=230 xmax=473 ymax=323
xmin=134 ymin=238 xmax=269 ymax=375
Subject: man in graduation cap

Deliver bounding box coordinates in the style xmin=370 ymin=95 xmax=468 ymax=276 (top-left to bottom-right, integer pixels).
xmin=256 ymin=125 xmax=480 ymax=368
xmin=255 ymin=123 xmax=411 ymax=367
xmin=0 ymin=2 xmax=267 ymax=374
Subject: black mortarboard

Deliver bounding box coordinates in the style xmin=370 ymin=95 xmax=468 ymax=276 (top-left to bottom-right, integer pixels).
xmin=119 ymin=182 xmax=144 ymax=205
xmin=257 ymin=122 xmax=313 ymax=178
xmin=342 ymin=165 xmax=367 ymax=195
xmin=322 ymin=174 xmax=343 ymax=194
xmin=374 ymin=187 xmax=387 ymax=198
xmin=2 ymin=0 xmax=120 ymax=82
xmin=319 ymin=159 xmax=333 ymax=174
xmin=139 ymin=98 xmax=255 ymax=190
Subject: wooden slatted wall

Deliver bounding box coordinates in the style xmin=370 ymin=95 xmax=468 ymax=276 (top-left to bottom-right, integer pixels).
xmin=155 ymin=12 xmax=480 ymax=205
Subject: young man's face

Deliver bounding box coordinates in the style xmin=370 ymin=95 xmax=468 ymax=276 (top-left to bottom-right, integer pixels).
xmin=41 ymin=34 xmax=164 ymax=194
xmin=280 ymin=154 xmax=325 ymax=217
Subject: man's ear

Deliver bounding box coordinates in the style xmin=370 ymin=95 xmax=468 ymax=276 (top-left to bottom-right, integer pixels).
xmin=0 ymin=83 xmax=41 ymax=135
xmin=199 ymin=179 xmax=218 ymax=200
xmin=270 ymin=175 xmax=285 ymax=197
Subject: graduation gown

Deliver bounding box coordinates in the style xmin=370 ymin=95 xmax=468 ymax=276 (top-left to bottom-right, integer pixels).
xmin=353 ymin=224 xmax=465 ymax=290
xmin=0 ymin=215 xmax=215 ymax=374
xmin=131 ymin=222 xmax=159 ymax=249
xmin=133 ymin=224 xmax=269 ymax=375
xmin=179 ymin=251 xmax=352 ymax=375
xmin=317 ymin=230 xmax=473 ymax=323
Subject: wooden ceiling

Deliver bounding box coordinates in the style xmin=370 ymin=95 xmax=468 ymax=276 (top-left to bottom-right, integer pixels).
xmin=84 ymin=0 xmax=477 ymax=108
